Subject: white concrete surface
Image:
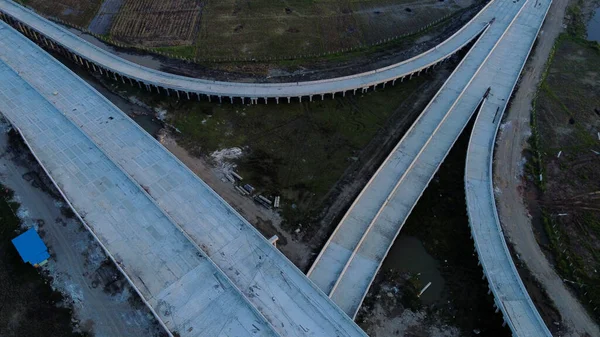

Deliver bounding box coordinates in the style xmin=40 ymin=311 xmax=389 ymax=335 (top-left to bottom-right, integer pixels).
xmin=309 ymin=0 xmax=529 ymax=317
xmin=0 ymin=21 xmax=368 ymax=337
xmin=0 ymin=44 xmax=279 ymax=337
xmin=464 ymin=0 xmax=553 ymax=334
xmin=0 ymin=0 xmax=493 ymax=101
xmin=310 ymin=1 xmax=555 ymax=335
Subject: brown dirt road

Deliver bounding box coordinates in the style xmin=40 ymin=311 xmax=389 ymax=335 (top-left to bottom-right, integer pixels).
xmin=493 ymin=0 xmax=600 ymax=335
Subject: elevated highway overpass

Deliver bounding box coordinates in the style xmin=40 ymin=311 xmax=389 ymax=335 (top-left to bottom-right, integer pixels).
xmin=464 ymin=0 xmax=553 ymax=333
xmin=0 ymin=0 xmax=495 ymax=103
xmin=308 ymin=0 xmax=554 ymax=335
xmin=0 ymin=21 xmax=368 ymax=337
xmin=0 ymin=0 xmax=555 ymax=335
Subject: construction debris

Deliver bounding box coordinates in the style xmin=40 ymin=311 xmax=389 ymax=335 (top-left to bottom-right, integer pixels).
xmin=274 ymin=196 xmax=281 ymax=208
xmin=231 ymin=171 xmax=243 ymax=181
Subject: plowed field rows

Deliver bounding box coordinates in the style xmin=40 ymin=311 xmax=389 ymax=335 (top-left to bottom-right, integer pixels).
xmin=110 ymin=0 xmax=203 ymax=46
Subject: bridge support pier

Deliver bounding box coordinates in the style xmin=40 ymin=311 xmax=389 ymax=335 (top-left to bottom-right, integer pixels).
xmin=186 ymin=92 xmax=190 ymax=100
xmin=287 ymin=97 xmax=291 ymax=103
xmin=276 ymin=97 xmax=279 ymax=104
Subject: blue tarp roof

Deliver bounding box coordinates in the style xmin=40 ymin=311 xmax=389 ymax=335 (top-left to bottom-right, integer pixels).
xmin=11 ymin=228 xmax=50 ymax=265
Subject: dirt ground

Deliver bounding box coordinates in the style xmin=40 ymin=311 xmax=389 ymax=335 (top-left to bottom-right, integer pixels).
xmin=21 ymin=0 xmax=476 ymax=59
xmin=493 ymin=0 xmax=600 ymax=334
xmin=0 ymin=119 xmax=166 ymax=337
xmin=19 ymin=0 xmax=101 ymax=27
xmin=111 ymin=0 xmax=203 ymax=47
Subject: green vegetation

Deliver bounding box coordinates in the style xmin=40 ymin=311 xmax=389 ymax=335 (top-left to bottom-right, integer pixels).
xmin=529 ymin=0 xmax=600 ymax=322
xmin=100 ymin=69 xmax=434 ymax=229
xmin=167 ymin=78 xmax=428 ymax=226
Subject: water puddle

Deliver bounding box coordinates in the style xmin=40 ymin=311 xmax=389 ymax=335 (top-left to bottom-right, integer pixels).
xmin=381 ymin=235 xmax=445 ymax=305
xmin=588 ymin=7 xmax=600 ymax=42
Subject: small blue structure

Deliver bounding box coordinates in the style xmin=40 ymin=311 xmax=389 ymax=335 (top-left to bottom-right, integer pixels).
xmin=12 ymin=228 xmax=50 ymax=267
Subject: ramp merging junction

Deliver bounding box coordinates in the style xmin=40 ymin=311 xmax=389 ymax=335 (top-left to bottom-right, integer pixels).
xmin=0 ymin=0 xmax=556 ymax=335
xmin=0 ymin=21 xmax=366 ymax=337
xmin=309 ymin=0 xmax=553 ymax=335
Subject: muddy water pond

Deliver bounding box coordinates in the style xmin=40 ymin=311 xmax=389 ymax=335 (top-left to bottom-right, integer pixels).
xmin=382 ymin=235 xmax=445 ymax=305
xmin=589 ymin=7 xmax=600 ymax=42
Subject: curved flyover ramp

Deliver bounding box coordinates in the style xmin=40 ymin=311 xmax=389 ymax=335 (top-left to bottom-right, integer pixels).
xmin=309 ymin=0 xmax=554 ymax=333
xmin=308 ymin=0 xmax=528 ymax=318
xmin=0 ymin=0 xmax=493 ymax=102
xmin=0 ymin=21 xmax=368 ymax=337
xmin=463 ymin=0 xmax=553 ymax=333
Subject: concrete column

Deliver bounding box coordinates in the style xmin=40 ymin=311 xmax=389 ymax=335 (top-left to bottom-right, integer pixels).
xmin=219 ymin=96 xmax=222 ymax=103
xmin=276 ymin=97 xmax=279 ymax=104
xmin=113 ymin=72 xmax=118 ymax=81
xmin=321 ymin=94 xmax=324 ymax=100
xmin=85 ymin=60 xmax=90 ymax=69
xmin=186 ymin=92 xmax=190 ymax=100
xmin=309 ymin=96 xmax=313 ymax=102
xmin=138 ymin=81 xmax=142 ymax=89
xmin=121 ymin=75 xmax=125 ymax=84
xmin=208 ymin=96 xmax=212 ymax=102
xmin=176 ymin=91 xmax=180 ymax=99
xmin=264 ymin=97 xmax=268 ymax=104
xmin=382 ymin=82 xmax=386 ymax=88
xmin=165 ymin=88 xmax=170 ymax=96
xmin=343 ymin=91 xmax=346 ymax=97
xmin=229 ymin=96 xmax=233 ymax=103
xmin=299 ymin=96 xmax=302 ymax=102
xmin=128 ymin=78 xmax=133 ymax=86
xmin=145 ymin=84 xmax=150 ymax=91
xmin=287 ymin=97 xmax=291 ymax=103
xmin=99 ymin=67 xmax=103 ymax=75
xmin=197 ymin=93 xmax=201 ymax=101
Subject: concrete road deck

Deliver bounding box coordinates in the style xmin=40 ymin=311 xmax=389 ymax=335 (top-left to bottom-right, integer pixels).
xmin=310 ymin=1 xmax=554 ymax=335
xmin=309 ymin=0 xmax=527 ymax=317
xmin=0 ymin=20 xmax=367 ymax=337
xmin=0 ymin=40 xmax=278 ymax=337
xmin=0 ymin=0 xmax=494 ymax=101
xmin=464 ymin=0 xmax=553 ymax=333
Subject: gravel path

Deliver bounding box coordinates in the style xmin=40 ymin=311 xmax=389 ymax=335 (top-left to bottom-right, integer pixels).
xmin=493 ymin=0 xmax=600 ymax=335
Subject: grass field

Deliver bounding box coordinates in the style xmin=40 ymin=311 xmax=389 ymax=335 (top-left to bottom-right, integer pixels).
xmin=167 ymin=0 xmax=469 ymax=58
xmin=168 ymin=77 xmax=429 ymax=225
xmin=19 ymin=0 xmax=101 ymax=27
xmin=21 ymin=0 xmax=474 ymax=59
xmin=532 ymin=9 xmax=600 ymax=321
xmin=98 ymin=65 xmax=435 ymax=228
